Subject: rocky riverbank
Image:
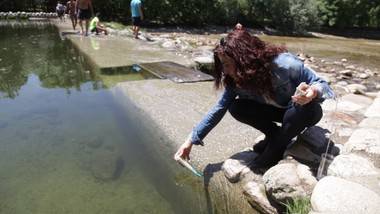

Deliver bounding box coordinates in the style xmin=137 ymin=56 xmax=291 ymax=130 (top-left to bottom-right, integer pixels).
xmin=106 ymin=25 xmax=380 ymax=95
xmin=51 ymin=19 xmax=380 ymax=213
xmin=227 ymin=90 xmax=380 ymax=213
xmin=0 ymin=11 xmax=57 ymax=19
xmin=107 ymin=26 xmax=380 ymax=213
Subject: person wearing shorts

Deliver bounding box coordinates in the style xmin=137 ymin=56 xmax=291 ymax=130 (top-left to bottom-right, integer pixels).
xmin=130 ymin=0 xmax=143 ymax=39
xmin=66 ymin=0 xmax=77 ymax=30
xmin=76 ymin=0 xmax=93 ymax=36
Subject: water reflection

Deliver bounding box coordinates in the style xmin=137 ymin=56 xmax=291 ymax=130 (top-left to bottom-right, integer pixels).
xmin=0 ymin=22 xmax=102 ymax=99
xmin=0 ymin=22 xmax=210 ymax=214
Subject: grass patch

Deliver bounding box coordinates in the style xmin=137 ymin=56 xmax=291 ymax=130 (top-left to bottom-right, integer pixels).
xmin=283 ymin=197 xmax=311 ymax=214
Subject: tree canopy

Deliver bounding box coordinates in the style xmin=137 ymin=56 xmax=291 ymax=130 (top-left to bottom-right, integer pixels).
xmin=1 ymin=0 xmax=379 ymax=32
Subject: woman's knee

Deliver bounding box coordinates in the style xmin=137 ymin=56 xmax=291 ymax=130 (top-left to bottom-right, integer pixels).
xmin=302 ymin=101 xmax=323 ymax=126
xmin=311 ymin=103 xmax=323 ymax=125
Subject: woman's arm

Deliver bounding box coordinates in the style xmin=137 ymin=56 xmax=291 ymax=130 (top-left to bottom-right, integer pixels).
xmin=276 ymin=53 xmax=334 ymax=105
xmin=298 ymin=64 xmax=335 ymax=101
xmin=174 ymin=88 xmax=236 ymax=161
xmin=190 ymin=87 xmax=236 ymax=145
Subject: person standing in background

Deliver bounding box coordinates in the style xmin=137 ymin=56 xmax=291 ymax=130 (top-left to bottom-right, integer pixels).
xmin=76 ymin=0 xmax=93 ymax=36
xmin=56 ymin=1 xmax=66 ymax=21
xmin=130 ymin=0 xmax=143 ymax=39
xmin=66 ymin=0 xmax=77 ymax=30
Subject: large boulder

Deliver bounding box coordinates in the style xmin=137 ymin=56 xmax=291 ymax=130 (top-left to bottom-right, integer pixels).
xmin=327 ymin=154 xmax=379 ymax=178
xmin=365 ymin=97 xmax=380 ymax=118
xmin=344 ymin=128 xmax=380 ymax=167
xmin=318 ymin=98 xmax=362 ymax=144
xmin=339 ymin=94 xmax=373 ymax=112
xmin=311 ymin=176 xmax=380 ymax=213
xmin=359 ymin=117 xmax=380 ymax=128
xmin=263 ymin=160 xmax=317 ymax=204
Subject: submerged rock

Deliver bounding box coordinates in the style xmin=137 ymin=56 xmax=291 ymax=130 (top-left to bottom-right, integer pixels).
xmin=90 ymin=154 xmax=126 ymax=182
xmin=86 ymin=138 xmax=104 ymax=149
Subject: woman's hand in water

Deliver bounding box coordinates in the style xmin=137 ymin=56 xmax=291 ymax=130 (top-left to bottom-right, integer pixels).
xmin=292 ymin=82 xmax=318 ymax=105
xmin=174 ymin=138 xmax=193 ymax=161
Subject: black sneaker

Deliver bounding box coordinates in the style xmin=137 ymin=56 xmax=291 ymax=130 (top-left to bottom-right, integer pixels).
xmin=250 ymin=141 xmax=288 ymax=169
xmin=252 ymin=138 xmax=268 ymax=154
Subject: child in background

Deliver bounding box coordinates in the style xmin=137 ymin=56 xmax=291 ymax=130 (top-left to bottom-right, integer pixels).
xmin=90 ymin=13 xmax=108 ymax=35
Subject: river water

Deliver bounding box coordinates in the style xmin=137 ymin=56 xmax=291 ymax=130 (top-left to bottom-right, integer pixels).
xmin=0 ymin=22 xmax=208 ymax=214
xmin=3 ymin=21 xmax=378 ymax=214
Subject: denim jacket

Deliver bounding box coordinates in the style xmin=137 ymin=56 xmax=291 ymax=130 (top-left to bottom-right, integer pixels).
xmin=190 ymin=52 xmax=335 ymax=145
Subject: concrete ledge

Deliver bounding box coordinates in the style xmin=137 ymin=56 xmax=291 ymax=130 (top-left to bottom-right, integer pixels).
xmin=53 ymin=20 xmax=193 ymax=69
xmin=113 ymin=79 xmax=260 ymax=168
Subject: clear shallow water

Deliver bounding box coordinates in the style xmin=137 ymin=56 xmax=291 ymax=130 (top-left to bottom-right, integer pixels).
xmin=0 ymin=22 xmax=208 ymax=214
xmin=260 ymin=34 xmax=380 ymax=71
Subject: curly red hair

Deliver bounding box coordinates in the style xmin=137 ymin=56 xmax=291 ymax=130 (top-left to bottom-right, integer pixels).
xmin=214 ymin=29 xmax=287 ymax=96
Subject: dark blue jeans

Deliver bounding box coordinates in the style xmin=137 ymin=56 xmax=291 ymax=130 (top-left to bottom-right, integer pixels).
xmin=228 ymin=99 xmax=323 ymax=166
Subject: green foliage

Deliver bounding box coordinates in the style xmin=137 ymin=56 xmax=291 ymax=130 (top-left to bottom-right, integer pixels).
xmin=2 ymin=0 xmax=380 ymax=30
xmin=283 ymin=197 xmax=311 ymax=214
xmin=263 ymin=0 xmax=321 ymax=33
xmin=0 ymin=25 xmax=100 ymax=98
xmin=369 ymin=5 xmax=380 ymax=28
xmin=317 ymin=0 xmax=380 ymax=28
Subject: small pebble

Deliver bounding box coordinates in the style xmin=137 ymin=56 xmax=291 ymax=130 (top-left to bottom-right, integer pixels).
xmin=359 ymin=73 xmax=369 ymax=79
